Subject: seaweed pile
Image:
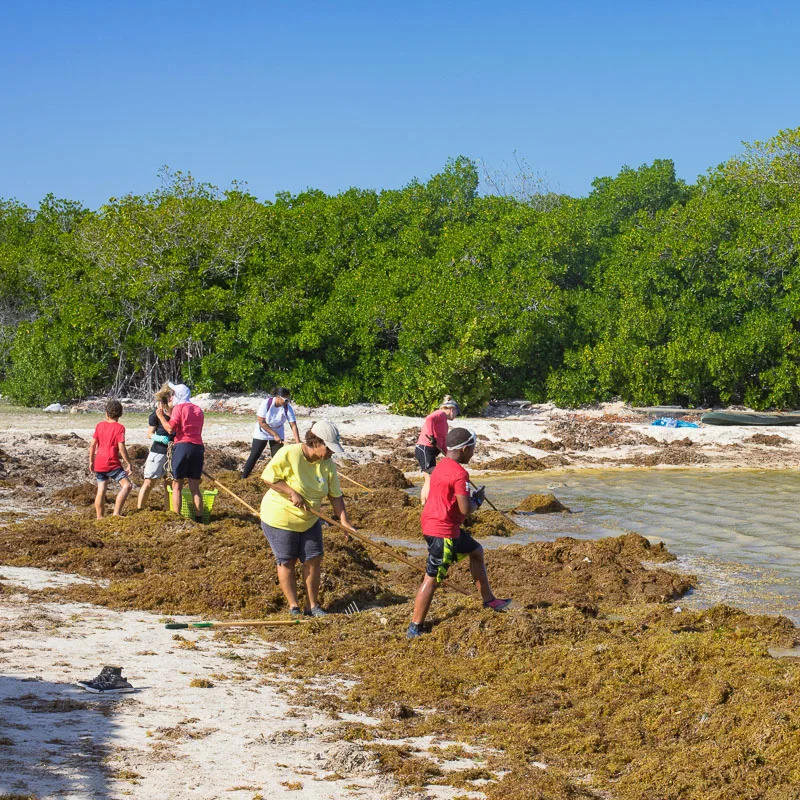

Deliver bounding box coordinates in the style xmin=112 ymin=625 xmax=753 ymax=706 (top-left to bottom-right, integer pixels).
xmin=473 ymin=454 xmax=547 ymax=471
xmin=257 ymin=599 xmax=799 ymax=799
xmin=338 ymin=463 xmax=411 ymax=489
xmin=0 ymin=511 xmax=390 ymax=616
xmin=548 ymin=419 xmax=656 ymax=451
xmin=515 ymin=493 xmax=571 ymax=513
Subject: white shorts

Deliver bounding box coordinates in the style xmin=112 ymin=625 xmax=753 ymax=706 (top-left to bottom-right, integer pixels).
xmin=143 ymin=451 xmax=168 ymax=480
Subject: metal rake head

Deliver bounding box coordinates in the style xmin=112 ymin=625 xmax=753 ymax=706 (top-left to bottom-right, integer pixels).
xmin=344 ymin=601 xmax=361 ymax=617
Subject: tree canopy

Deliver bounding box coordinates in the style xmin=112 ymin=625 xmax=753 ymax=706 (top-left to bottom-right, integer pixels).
xmin=3 ymin=131 xmax=800 ymax=413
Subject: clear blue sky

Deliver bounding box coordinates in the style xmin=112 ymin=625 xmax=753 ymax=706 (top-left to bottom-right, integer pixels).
xmin=2 ymin=0 xmax=798 ymax=209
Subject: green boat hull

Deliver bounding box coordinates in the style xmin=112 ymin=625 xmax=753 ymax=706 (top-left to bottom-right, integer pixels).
xmin=701 ymin=412 xmax=800 ymax=426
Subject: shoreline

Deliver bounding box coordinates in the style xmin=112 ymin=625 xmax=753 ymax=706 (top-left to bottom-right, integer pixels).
xmin=1 ymin=399 xmax=799 ymax=799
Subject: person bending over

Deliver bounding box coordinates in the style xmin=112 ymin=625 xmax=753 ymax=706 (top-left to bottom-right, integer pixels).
xmin=241 ymin=387 xmax=301 ymax=479
xmin=259 ymin=421 xmax=356 ymax=617
xmin=407 ymin=427 xmax=511 ymax=639
xmin=415 ymin=396 xmax=460 ymax=505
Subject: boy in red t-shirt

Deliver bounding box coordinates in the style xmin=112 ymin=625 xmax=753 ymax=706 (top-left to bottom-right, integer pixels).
xmin=89 ymin=399 xmax=132 ymax=519
xmin=407 ymin=427 xmax=511 ymax=638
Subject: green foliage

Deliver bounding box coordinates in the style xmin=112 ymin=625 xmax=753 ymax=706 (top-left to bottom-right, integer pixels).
xmin=4 ymin=132 xmax=800 ymax=410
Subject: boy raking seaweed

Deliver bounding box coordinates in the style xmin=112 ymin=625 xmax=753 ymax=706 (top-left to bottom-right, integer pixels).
xmin=89 ymin=399 xmax=132 ymax=518
xmin=407 ymin=427 xmax=511 ymax=638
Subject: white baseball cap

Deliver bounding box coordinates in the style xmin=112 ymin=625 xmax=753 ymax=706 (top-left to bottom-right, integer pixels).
xmin=309 ymin=420 xmax=345 ymax=455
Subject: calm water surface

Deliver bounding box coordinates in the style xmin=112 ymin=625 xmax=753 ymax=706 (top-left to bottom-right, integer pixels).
xmin=473 ymin=469 xmax=800 ymax=624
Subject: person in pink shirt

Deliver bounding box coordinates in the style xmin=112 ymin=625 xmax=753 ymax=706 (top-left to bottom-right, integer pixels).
xmin=415 ymin=396 xmax=460 ymax=505
xmin=156 ymin=382 xmax=205 ymax=521
xmin=89 ymin=399 xmax=132 ymax=518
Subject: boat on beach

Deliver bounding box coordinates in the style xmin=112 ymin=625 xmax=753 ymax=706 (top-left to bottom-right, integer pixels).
xmin=700 ymin=411 xmax=800 ymax=426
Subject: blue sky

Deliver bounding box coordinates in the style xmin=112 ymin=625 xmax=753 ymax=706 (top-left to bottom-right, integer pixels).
xmin=1 ymin=1 xmax=798 ymax=208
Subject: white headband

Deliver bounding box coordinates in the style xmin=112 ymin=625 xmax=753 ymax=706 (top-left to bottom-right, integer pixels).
xmin=447 ymin=428 xmax=477 ymax=451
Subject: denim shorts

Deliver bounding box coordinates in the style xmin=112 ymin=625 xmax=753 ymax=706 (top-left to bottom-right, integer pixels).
xmin=95 ymin=467 xmax=128 ymax=484
xmin=261 ymin=519 xmax=324 ymax=565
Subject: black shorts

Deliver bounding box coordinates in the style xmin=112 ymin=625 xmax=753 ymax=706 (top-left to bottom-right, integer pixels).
xmin=415 ymin=444 xmax=440 ymax=473
xmin=172 ymin=442 xmax=205 ymax=480
xmin=424 ymin=531 xmax=481 ymax=580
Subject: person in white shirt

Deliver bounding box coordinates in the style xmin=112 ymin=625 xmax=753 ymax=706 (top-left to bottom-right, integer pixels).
xmin=241 ymin=388 xmax=301 ymax=478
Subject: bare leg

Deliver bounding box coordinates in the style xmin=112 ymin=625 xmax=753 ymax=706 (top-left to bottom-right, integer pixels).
xmin=276 ymin=560 xmax=300 ymax=609
xmin=137 ymin=478 xmax=153 ymax=510
xmin=113 ymin=478 xmax=132 ymax=516
xmin=469 ymin=547 xmax=494 ymax=603
xmin=187 ymin=478 xmax=202 ymax=520
xmin=162 ymin=477 xmax=170 ymax=511
xmin=303 ymin=556 xmax=322 ymax=609
xmin=411 ymin=574 xmax=438 ymax=625
xmin=94 ymin=481 xmax=108 ymax=519
xmin=171 ymin=479 xmax=183 ymax=514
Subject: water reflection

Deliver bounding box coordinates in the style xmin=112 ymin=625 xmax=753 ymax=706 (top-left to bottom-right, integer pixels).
xmin=470 ymin=469 xmax=800 ymax=624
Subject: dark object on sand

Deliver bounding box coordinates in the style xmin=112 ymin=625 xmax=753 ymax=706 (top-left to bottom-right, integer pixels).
xmin=77 ymin=666 xmax=134 ymax=693
xmin=701 ymin=411 xmax=800 ymax=427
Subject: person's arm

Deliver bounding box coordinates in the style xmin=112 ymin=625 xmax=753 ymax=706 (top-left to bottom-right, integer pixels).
xmin=263 ymin=477 xmax=307 ymax=509
xmin=289 ymin=421 xmax=301 ymax=444
xmin=455 ymin=474 xmax=480 ymax=515
xmin=155 ymin=405 xmax=174 ymax=434
xmin=257 ymin=416 xmax=282 ymax=441
xmin=118 ymin=441 xmax=132 ymax=473
xmin=147 ymin=425 xmax=157 ymax=438
xmin=329 ymin=494 xmax=356 ymax=533
xmin=435 ymin=413 xmax=448 ymax=453
xmin=89 ymin=438 xmax=98 ymax=472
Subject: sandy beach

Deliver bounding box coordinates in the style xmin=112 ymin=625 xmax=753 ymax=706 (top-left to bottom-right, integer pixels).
xmin=1 ymin=398 xmax=799 ymax=800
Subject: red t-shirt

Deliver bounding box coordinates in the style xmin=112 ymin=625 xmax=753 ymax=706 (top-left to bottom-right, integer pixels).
xmin=420 ymin=457 xmax=470 ymax=538
xmin=416 ymin=409 xmax=449 ymax=452
xmin=93 ymin=420 xmax=126 ymax=472
xmin=169 ymin=402 xmax=204 ymax=445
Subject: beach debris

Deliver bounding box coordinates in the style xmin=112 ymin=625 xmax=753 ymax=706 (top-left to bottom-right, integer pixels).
xmin=514 ymin=493 xmax=571 ymax=513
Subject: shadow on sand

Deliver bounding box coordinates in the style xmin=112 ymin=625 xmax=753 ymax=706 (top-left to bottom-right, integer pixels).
xmin=0 ymin=674 xmax=125 ymax=798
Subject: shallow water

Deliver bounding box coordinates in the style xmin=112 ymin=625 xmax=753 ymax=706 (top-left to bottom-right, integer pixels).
xmin=476 ymin=469 xmax=800 ymax=625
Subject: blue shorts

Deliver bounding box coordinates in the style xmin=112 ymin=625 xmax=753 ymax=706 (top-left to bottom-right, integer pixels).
xmin=261 ymin=519 xmax=324 ymax=565
xmin=95 ymin=468 xmax=128 ymax=484
xmin=172 ymin=442 xmax=205 ymax=480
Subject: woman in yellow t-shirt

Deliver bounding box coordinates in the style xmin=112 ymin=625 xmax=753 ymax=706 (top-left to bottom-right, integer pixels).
xmin=260 ymin=420 xmax=356 ymax=617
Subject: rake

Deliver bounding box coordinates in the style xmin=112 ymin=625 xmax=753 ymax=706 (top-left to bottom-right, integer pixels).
xmin=201 ymin=469 xmax=471 ymax=597
xmin=165 ymin=619 xmax=310 ymax=630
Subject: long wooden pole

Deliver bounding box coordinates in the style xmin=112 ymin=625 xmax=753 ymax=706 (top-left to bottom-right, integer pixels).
xmin=468 ymin=480 xmax=519 ymax=528
xmin=166 ymin=620 xmax=309 ymax=629
xmin=202 ymin=470 xmax=471 ymax=597
xmin=336 ymin=470 xmax=375 ymax=493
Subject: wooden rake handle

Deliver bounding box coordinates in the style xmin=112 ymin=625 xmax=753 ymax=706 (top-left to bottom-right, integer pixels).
xmin=468 ymin=480 xmax=518 ymax=527
xmin=201 ymin=470 xmax=470 ymax=597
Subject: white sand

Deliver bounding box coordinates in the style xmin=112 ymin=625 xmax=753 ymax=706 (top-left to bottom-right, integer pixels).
xmin=0 ymin=568 xmax=465 ymax=800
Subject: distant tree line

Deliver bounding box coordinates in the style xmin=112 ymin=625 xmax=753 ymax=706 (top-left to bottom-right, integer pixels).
xmin=2 ymin=128 xmax=800 ymax=413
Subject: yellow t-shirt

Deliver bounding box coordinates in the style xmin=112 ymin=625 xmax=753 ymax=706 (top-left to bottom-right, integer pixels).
xmin=259 ymin=443 xmax=343 ymax=531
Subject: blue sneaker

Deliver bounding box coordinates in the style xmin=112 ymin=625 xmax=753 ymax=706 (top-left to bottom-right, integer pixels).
xmin=307 ymin=606 xmax=327 ymax=618
xmin=289 ymin=606 xmax=302 ymax=617
xmin=406 ymin=622 xmax=422 ymax=639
